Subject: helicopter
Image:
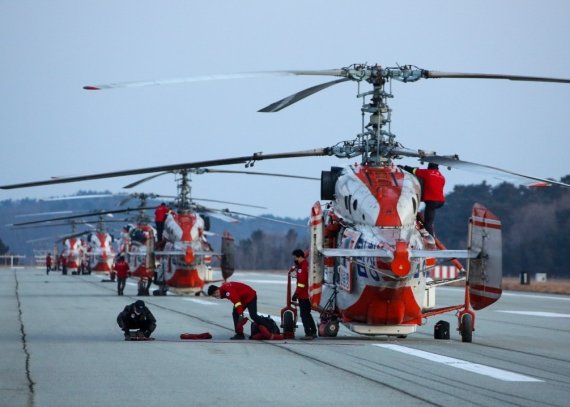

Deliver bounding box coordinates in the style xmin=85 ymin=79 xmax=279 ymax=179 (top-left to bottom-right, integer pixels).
xmin=3 ymin=64 xmax=569 ymax=341
xmin=119 ymin=168 xmax=316 ymax=296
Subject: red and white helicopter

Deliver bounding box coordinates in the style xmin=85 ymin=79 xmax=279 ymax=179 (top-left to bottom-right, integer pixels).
xmin=120 ymin=169 xmax=314 ymax=296
xmin=3 ymin=64 xmax=569 ymax=342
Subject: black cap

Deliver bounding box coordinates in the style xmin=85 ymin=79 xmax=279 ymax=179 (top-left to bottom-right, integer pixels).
xmin=292 ymin=249 xmax=305 ymax=258
xmin=207 ymin=285 xmax=219 ymax=296
xmin=134 ymin=300 xmax=145 ymax=310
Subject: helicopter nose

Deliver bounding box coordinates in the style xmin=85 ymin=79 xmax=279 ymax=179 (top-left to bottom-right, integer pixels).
xmin=391 ymin=240 xmax=411 ymax=277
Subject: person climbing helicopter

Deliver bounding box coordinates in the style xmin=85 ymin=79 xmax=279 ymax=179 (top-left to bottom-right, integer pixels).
xmin=401 ymin=163 xmax=446 ymax=236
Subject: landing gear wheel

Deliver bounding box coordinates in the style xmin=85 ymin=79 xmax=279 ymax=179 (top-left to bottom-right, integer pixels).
xmin=318 ymin=320 xmax=339 ymax=337
xmin=460 ymin=314 xmax=473 ymax=343
xmin=282 ymin=310 xmax=295 ymax=335
xmin=324 ymin=320 xmax=339 ymax=337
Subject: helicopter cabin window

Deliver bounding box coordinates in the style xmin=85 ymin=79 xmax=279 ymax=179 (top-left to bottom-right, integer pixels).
xmin=352 ymin=199 xmax=358 ymax=211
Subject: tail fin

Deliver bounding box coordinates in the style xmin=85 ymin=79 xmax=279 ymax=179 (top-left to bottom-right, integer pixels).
xmin=468 ymin=203 xmax=502 ymax=310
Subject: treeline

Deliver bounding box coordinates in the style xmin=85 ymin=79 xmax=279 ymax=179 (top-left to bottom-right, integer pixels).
xmin=436 ymin=177 xmax=570 ymax=277
xmin=233 ymin=228 xmax=309 ymax=270
xmin=0 ymin=179 xmax=569 ymax=276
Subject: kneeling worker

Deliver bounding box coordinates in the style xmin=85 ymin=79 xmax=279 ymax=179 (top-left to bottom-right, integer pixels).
xmin=117 ymin=300 xmax=157 ymax=340
xmin=208 ymin=281 xmax=264 ymax=340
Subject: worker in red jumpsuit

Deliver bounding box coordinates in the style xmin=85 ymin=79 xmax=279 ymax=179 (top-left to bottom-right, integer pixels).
xmin=114 ymin=256 xmax=130 ymax=296
xmin=154 ymin=202 xmax=169 ymax=242
xmin=291 ymin=249 xmax=317 ymax=340
xmin=208 ymin=281 xmax=264 ymax=340
xmin=401 ymin=163 xmax=446 ymax=236
xmin=45 ymin=253 xmax=52 ymax=275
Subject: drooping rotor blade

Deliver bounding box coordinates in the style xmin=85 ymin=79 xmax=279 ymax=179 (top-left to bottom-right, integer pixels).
xmin=201 ymin=168 xmax=320 ymax=181
xmin=11 ymin=207 xmax=154 ymax=226
xmin=40 ymin=193 xmax=114 ymax=201
xmin=217 ymin=209 xmax=307 ymax=228
xmin=0 ymin=149 xmax=330 ymax=190
xmin=423 ymin=70 xmax=570 ymax=84
xmin=392 ymin=146 xmax=570 ymax=188
xmin=123 ymin=172 xmax=170 ymax=189
xmin=82 ymin=69 xmax=343 ymax=91
xmin=259 ymin=78 xmax=350 ymax=112
xmin=15 ymin=210 xmax=74 ymax=218
xmin=191 ymin=197 xmax=266 ymax=210
xmin=200 ymin=210 xmax=241 ymax=224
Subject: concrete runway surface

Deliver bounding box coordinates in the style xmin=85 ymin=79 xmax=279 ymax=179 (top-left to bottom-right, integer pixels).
xmin=2 ymin=267 xmax=570 ymax=407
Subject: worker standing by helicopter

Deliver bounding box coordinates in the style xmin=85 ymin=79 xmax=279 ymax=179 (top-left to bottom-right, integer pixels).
xmin=401 ymin=163 xmax=446 ymax=237
xmin=291 ymin=249 xmax=317 ymax=340
xmin=154 ymin=202 xmax=169 ymax=241
xmin=114 ymin=255 xmax=130 ymax=296
xmin=45 ymin=253 xmax=52 ymax=275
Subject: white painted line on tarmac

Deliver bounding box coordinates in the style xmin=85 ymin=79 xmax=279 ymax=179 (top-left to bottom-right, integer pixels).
xmin=439 ymin=287 xmax=570 ymax=302
xmin=182 ymin=298 xmax=218 ymax=305
xmin=496 ymin=311 xmax=570 ymax=318
xmin=240 ymin=279 xmax=286 ymax=284
xmin=374 ymin=344 xmax=543 ymax=382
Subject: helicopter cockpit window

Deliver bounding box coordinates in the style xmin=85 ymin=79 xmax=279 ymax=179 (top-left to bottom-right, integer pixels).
xmin=352 ymin=199 xmax=358 ymax=211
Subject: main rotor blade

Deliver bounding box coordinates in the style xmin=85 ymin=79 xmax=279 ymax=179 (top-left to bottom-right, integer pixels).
xmin=123 ymin=172 xmax=170 ymax=189
xmin=0 ymin=149 xmax=330 ymax=190
xmin=259 ymin=78 xmax=350 ymax=112
xmin=83 ymin=69 xmax=343 ymax=91
xmin=218 ymin=209 xmax=307 ymax=228
xmin=192 ymin=197 xmax=267 ymax=209
xmin=424 ymin=70 xmax=570 ymax=84
xmin=11 ymin=207 xmax=154 ymax=226
xmin=202 ymin=168 xmax=319 ymax=181
xmin=393 ymin=146 xmax=570 ymax=188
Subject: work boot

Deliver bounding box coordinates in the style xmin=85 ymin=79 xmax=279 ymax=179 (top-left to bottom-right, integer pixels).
xmin=230 ymin=333 xmax=245 ymax=340
xmin=300 ymin=335 xmax=315 ymax=341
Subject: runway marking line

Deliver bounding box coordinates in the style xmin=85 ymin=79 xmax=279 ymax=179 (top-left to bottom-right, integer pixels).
xmin=374 ymin=344 xmax=543 ymax=382
xmin=496 ymin=311 xmax=570 ymax=318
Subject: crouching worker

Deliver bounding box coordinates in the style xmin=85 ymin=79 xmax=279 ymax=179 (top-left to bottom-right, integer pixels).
xmin=208 ymin=282 xmax=264 ymax=340
xmin=117 ymin=300 xmax=156 ymax=341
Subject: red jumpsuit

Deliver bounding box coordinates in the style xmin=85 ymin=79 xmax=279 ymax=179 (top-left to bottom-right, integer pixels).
xmin=114 ymin=260 xmax=130 ymax=296
xmin=219 ymin=282 xmax=262 ymax=335
xmin=293 ymin=259 xmax=317 ymax=337
xmin=413 ymin=167 xmax=445 ymax=236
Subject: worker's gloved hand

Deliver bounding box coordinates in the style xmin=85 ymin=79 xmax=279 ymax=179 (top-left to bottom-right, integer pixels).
xmin=291 ymin=293 xmax=298 ymax=302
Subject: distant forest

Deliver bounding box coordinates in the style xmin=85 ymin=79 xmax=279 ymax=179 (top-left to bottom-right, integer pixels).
xmin=1 ymin=177 xmax=569 ymax=276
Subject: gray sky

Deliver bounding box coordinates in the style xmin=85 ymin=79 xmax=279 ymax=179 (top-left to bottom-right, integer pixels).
xmin=1 ymin=0 xmax=569 ymax=219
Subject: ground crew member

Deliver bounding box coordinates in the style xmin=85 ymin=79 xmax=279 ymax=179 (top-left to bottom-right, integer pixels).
xmin=208 ymin=281 xmax=264 ymax=340
xmin=154 ymin=202 xmax=169 ymax=241
xmin=291 ymin=249 xmax=318 ymax=340
xmin=401 ymin=163 xmax=446 ymax=236
xmin=45 ymin=253 xmax=52 ymax=275
xmin=114 ymin=256 xmax=130 ymax=296
xmin=116 ymin=300 xmax=156 ymax=340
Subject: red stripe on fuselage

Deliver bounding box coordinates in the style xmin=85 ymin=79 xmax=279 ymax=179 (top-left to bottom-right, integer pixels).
xmin=354 ymin=166 xmax=404 ymax=227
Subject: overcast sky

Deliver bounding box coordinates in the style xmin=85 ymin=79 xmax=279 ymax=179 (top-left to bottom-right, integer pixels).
xmin=1 ymin=0 xmax=569 ymax=219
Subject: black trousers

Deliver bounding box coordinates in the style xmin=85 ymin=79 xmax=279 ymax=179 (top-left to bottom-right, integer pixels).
xmin=117 ymin=277 xmax=127 ymax=295
xmin=298 ymin=298 xmax=317 ymax=336
xmin=423 ymin=201 xmax=444 ymax=236
xmin=232 ymin=296 xmax=263 ymax=334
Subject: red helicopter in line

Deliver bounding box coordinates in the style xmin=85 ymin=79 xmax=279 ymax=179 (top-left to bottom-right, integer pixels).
xmin=119 ymin=168 xmax=315 ymax=296
xmin=3 ymin=167 xmax=316 ymax=296
xmin=3 ymin=64 xmax=569 ymax=341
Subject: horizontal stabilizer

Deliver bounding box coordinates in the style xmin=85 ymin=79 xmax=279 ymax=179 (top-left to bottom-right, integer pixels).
xmin=154 ymin=250 xmax=220 ymax=256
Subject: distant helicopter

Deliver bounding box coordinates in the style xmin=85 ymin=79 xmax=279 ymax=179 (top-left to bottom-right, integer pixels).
xmin=120 ymin=168 xmax=314 ymax=296
xmin=3 ymin=64 xmax=569 ymax=342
